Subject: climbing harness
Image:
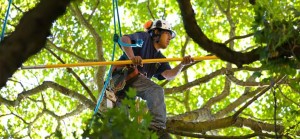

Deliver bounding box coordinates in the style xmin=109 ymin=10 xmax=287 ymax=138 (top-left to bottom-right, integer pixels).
xmin=1 ymin=0 xmax=13 ymax=42
xmin=109 ymin=65 xmax=139 ymax=92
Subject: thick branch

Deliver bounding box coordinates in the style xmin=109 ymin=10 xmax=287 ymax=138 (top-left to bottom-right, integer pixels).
xmin=169 ymin=130 xmax=283 ymax=139
xmin=235 ymin=117 xmax=285 ymax=134
xmin=167 ymin=116 xmax=285 ymax=135
xmin=42 ymin=81 xmax=95 ymax=110
xmin=168 ymin=108 xmax=214 ymax=122
xmin=176 ymin=0 xmax=263 ymax=67
xmin=167 ymin=116 xmax=236 ymax=132
xmin=0 ymin=0 xmax=71 ymax=88
xmin=0 ymin=81 xmax=95 ymax=110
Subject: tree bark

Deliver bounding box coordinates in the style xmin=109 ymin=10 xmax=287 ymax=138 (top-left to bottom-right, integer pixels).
xmin=0 ymin=0 xmax=71 ymax=88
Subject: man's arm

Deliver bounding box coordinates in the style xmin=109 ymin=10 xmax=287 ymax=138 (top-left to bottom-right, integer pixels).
xmin=121 ymin=36 xmax=134 ymax=59
xmin=161 ymin=55 xmax=194 ymax=80
xmin=121 ymin=36 xmax=142 ymax=66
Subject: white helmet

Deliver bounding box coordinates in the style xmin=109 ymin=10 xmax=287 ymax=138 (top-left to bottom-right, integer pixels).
xmin=144 ymin=19 xmax=176 ymax=39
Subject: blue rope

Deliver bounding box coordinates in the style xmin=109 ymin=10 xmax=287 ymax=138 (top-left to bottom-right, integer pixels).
xmin=89 ymin=0 xmax=120 ymax=127
xmin=112 ymin=0 xmax=142 ymax=48
xmin=1 ymin=0 xmax=13 ymax=42
xmin=118 ymin=38 xmax=143 ymax=47
xmin=113 ymin=34 xmax=143 ymax=47
xmin=91 ymin=44 xmax=116 ymax=116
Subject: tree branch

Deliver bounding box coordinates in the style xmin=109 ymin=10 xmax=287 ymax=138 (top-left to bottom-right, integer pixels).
xmin=42 ymin=81 xmax=95 ymax=110
xmin=224 ymin=33 xmax=254 ymax=45
xmin=277 ymin=85 xmax=300 ymax=107
xmin=225 ymin=74 xmax=270 ymax=87
xmin=0 ymin=81 xmax=95 ymax=110
xmin=167 ymin=116 xmax=236 ymax=132
xmin=147 ymin=0 xmax=155 ymax=20
xmin=176 ymin=0 xmax=262 ymax=67
xmin=233 ymin=75 xmax=286 ymax=118
xmin=0 ymin=0 xmax=72 ymax=88
xmin=87 ymin=0 xmax=100 ymax=21
xmin=69 ymin=2 xmax=106 ymax=96
xmin=168 ymin=130 xmax=283 ymax=139
xmin=214 ymin=87 xmax=264 ymax=118
xmin=167 ymin=116 xmax=285 ymax=136
xmin=164 ymin=67 xmax=260 ymax=94
xmin=202 ymin=78 xmax=231 ymax=109
xmin=45 ymin=47 xmax=97 ymax=102
xmin=47 ymin=40 xmax=96 ymax=62
xmin=69 ymin=3 xmax=104 ymax=62
xmin=168 ymin=108 xmax=214 ymax=122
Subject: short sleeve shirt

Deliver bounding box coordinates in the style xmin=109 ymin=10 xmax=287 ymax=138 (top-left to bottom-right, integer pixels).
xmin=119 ymin=32 xmax=171 ymax=80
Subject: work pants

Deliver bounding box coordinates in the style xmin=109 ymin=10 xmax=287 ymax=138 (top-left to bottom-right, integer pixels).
xmin=130 ymin=74 xmax=166 ymax=129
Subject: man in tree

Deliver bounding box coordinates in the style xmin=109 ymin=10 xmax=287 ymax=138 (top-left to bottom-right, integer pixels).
xmin=118 ymin=19 xmax=194 ymax=138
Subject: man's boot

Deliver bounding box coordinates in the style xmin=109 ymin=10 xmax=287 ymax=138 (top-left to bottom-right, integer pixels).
xmin=149 ymin=126 xmax=172 ymax=139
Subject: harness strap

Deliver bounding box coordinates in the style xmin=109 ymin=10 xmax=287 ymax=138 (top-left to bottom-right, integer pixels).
xmin=112 ymin=65 xmax=139 ymax=82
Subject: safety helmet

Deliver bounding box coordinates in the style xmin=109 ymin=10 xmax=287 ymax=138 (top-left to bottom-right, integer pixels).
xmin=144 ymin=19 xmax=176 ymax=39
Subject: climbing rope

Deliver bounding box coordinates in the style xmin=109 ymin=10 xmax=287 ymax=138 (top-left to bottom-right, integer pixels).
xmin=1 ymin=0 xmax=13 ymax=42
xmin=90 ymin=0 xmax=143 ymax=126
xmin=112 ymin=0 xmax=143 ymax=48
xmin=90 ymin=0 xmax=120 ymax=124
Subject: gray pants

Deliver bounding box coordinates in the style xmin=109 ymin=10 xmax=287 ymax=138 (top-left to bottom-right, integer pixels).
xmin=130 ymin=74 xmax=166 ymax=129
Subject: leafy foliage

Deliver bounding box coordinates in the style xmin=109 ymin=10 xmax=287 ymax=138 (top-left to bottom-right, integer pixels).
xmin=1 ymin=0 xmax=300 ymax=138
xmin=54 ymin=89 xmax=158 ymax=139
xmin=251 ymin=3 xmax=300 ymax=79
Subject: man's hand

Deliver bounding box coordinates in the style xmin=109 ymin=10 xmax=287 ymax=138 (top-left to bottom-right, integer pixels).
xmin=180 ymin=55 xmax=194 ymax=66
xmin=161 ymin=55 xmax=194 ymax=80
xmin=130 ymin=56 xmax=143 ymax=67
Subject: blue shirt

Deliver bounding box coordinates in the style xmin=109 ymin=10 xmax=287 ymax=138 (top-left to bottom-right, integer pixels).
xmin=119 ymin=32 xmax=171 ymax=80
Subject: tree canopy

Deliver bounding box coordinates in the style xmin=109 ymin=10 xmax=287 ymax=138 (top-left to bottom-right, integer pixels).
xmin=0 ymin=0 xmax=300 ymax=138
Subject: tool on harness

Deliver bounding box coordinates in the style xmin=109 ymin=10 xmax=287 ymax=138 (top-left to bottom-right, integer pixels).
xmin=109 ymin=65 xmax=139 ymax=93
